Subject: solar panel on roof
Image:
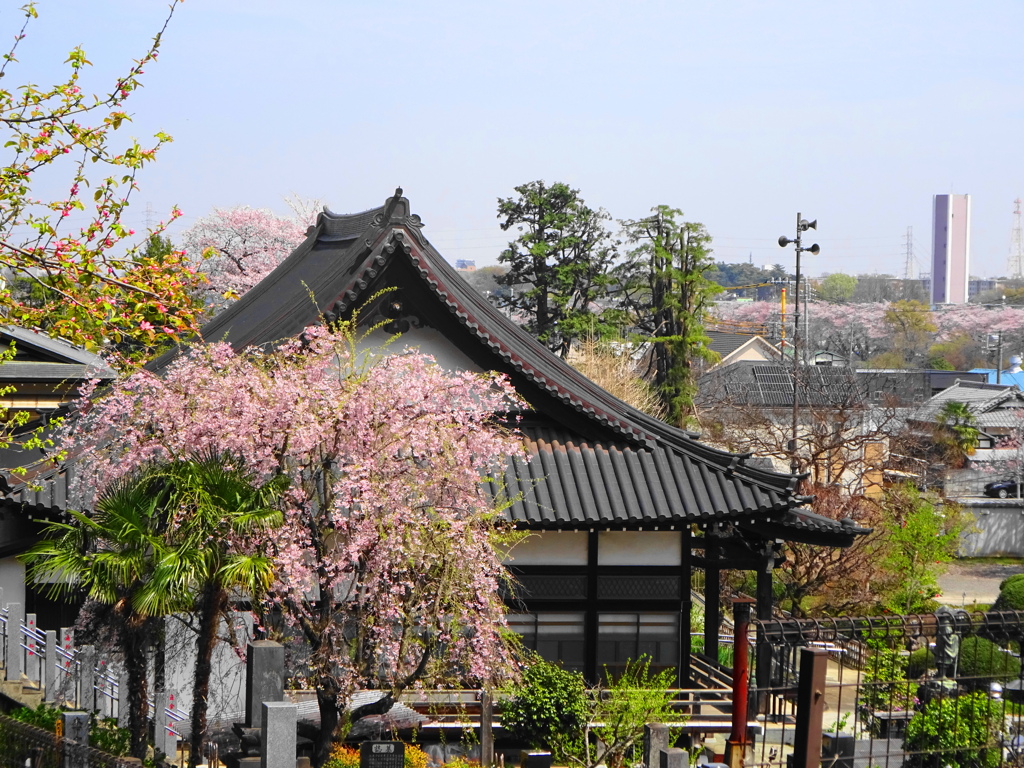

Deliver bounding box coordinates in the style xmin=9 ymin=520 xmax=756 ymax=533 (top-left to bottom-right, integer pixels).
xmin=752 ymin=366 xmax=794 ymax=395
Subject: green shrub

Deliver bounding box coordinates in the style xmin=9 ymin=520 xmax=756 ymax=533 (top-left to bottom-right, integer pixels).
xmin=500 ymin=652 xmax=588 ymax=761
xmin=907 ymin=647 xmax=935 ymax=678
xmin=957 ymin=636 xmax=1021 ymax=681
xmin=7 ymin=705 xmax=130 ymax=756
xmin=858 ymin=640 xmax=915 ymax=724
xmin=587 ymin=657 xmax=682 ymax=768
xmin=90 ymin=715 xmax=131 ymax=757
xmin=999 ymin=572 xmax=1024 ymax=592
xmin=904 ymin=691 xmax=1002 ymax=768
xmin=994 ymin=577 xmax=1024 ymax=610
xmin=404 ymin=745 xmax=429 ymax=768
xmin=8 ymin=703 xmax=60 ymax=732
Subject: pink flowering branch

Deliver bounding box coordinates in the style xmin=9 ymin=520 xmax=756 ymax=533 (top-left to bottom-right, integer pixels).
xmin=58 ymin=322 xmax=527 ymax=762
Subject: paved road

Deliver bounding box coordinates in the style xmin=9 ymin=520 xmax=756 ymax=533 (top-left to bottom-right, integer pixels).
xmin=936 ymin=561 xmax=1023 ymax=605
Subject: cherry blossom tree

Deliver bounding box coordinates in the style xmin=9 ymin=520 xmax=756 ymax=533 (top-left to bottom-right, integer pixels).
xmin=59 ymin=323 xmax=526 ymax=764
xmin=0 ymin=2 xmax=205 ymax=354
xmin=181 ymin=206 xmax=311 ymax=308
xmin=714 ymin=299 xmax=1024 ymax=369
xmin=712 ymin=300 xmax=897 ymax=364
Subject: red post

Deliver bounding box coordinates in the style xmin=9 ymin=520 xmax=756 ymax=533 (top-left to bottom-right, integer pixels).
xmin=725 ymin=598 xmax=755 ymax=768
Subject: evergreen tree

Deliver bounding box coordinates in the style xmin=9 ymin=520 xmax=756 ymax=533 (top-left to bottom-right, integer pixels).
xmin=616 ymin=206 xmax=721 ymax=426
xmin=496 ymin=181 xmax=619 ymax=356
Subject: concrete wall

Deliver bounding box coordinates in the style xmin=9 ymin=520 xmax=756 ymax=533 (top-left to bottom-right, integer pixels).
xmin=960 ymin=501 xmax=1024 ymax=556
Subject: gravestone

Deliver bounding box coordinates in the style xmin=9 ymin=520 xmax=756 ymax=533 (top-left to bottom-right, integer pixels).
xmin=6 ymin=602 xmax=22 ymax=682
xmin=660 ymin=748 xmax=689 ymax=768
xmin=246 ymin=641 xmax=285 ymax=729
xmin=63 ymin=711 xmax=89 ymax=744
xmin=361 ymin=742 xmax=405 ymax=768
xmin=43 ymin=630 xmax=57 ymax=703
xmin=261 ymin=701 xmax=297 ymax=768
xmin=644 ymin=724 xmax=671 ymax=768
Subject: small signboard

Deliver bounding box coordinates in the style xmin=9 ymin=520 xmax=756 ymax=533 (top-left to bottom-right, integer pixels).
xmin=360 ymin=741 xmax=405 ymax=768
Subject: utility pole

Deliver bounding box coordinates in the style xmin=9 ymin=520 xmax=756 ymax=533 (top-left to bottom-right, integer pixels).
xmin=989 ymin=331 xmax=1004 ymax=385
xmin=778 ymin=214 xmax=820 ymax=475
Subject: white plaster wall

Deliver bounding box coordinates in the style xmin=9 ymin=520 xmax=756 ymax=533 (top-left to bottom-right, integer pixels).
xmin=503 ymin=531 xmax=588 ymax=565
xmin=0 ymin=556 xmax=25 ymax=608
xmin=597 ymin=531 xmax=681 ymax=566
xmin=359 ymin=327 xmax=484 ymax=374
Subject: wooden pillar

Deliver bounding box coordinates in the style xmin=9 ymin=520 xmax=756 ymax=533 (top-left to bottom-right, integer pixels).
xmin=792 ymin=648 xmax=827 ymax=768
xmin=680 ymin=525 xmax=692 ymax=687
xmin=703 ymin=526 xmax=721 ymax=663
xmin=480 ymin=688 xmax=494 ymax=767
xmin=584 ymin=531 xmax=599 ymax=684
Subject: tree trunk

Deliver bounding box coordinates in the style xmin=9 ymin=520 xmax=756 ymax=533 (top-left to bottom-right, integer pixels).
xmin=154 ymin=617 xmax=166 ymax=694
xmin=188 ymin=583 xmax=228 ymax=768
xmin=314 ymin=678 xmax=341 ymax=768
xmin=125 ymin=621 xmax=151 ymax=760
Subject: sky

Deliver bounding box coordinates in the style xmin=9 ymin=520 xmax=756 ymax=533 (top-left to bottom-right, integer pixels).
xmin=12 ymin=0 xmax=1024 ymax=279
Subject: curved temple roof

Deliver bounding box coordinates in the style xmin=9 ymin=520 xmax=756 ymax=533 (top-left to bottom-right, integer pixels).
xmin=22 ymin=190 xmax=867 ymax=547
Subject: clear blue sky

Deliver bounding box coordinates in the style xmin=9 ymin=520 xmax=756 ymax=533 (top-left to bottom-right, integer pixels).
xmin=12 ymin=0 xmax=1024 ymax=279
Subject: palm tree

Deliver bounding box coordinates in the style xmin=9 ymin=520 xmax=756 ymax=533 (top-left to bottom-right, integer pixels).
xmin=21 ymin=469 xmax=179 ymax=759
xmin=144 ymin=453 xmax=285 ymax=768
xmin=22 ymin=453 xmax=284 ymax=764
xmin=937 ymin=400 xmax=980 ymax=467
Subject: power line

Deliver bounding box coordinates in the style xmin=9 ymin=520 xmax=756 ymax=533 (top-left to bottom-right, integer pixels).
xmin=903 ymin=226 xmax=915 ymax=281
xmin=1009 ymin=198 xmax=1023 ymax=279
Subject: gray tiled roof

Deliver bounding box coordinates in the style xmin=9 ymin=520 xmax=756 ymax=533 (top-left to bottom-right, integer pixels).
xmin=697 ymin=361 xmax=860 ymax=409
xmin=705 ymin=331 xmax=761 ymax=358
xmin=495 ymin=424 xmax=865 ymax=545
xmin=2 ymin=326 xmax=112 ymax=368
xmin=501 ymin=424 xmax=792 ymax=528
xmin=0 ymin=362 xmax=114 ymax=382
xmin=913 ymin=380 xmax=1024 ymax=424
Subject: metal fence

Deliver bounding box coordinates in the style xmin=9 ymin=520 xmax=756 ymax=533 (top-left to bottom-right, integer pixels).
xmin=0 ymin=714 xmax=135 ymax=768
xmin=749 ymin=610 xmax=1024 ymax=768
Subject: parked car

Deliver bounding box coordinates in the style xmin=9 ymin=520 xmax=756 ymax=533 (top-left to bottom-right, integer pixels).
xmin=984 ymin=479 xmax=1024 ymax=499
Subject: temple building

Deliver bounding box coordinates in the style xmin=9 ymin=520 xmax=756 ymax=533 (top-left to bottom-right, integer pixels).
xmin=2 ymin=190 xmax=868 ymax=684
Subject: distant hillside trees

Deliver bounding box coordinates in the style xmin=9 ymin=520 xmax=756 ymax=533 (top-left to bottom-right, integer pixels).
xmin=818 ymin=273 xmax=858 ymax=303
xmin=706 ymin=262 xmax=784 ymax=298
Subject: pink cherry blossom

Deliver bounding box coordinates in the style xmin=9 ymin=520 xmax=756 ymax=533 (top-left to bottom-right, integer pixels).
xmin=180 ymin=206 xmax=309 ymax=309
xmin=58 ymin=323 xmax=528 ymax=753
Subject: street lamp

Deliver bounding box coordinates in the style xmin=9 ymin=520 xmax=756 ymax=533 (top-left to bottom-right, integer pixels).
xmin=778 ymin=213 xmax=819 ymax=475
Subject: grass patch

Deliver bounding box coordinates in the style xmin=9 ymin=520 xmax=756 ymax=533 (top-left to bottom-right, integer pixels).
xmin=955 ymin=557 xmax=1024 ymax=567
